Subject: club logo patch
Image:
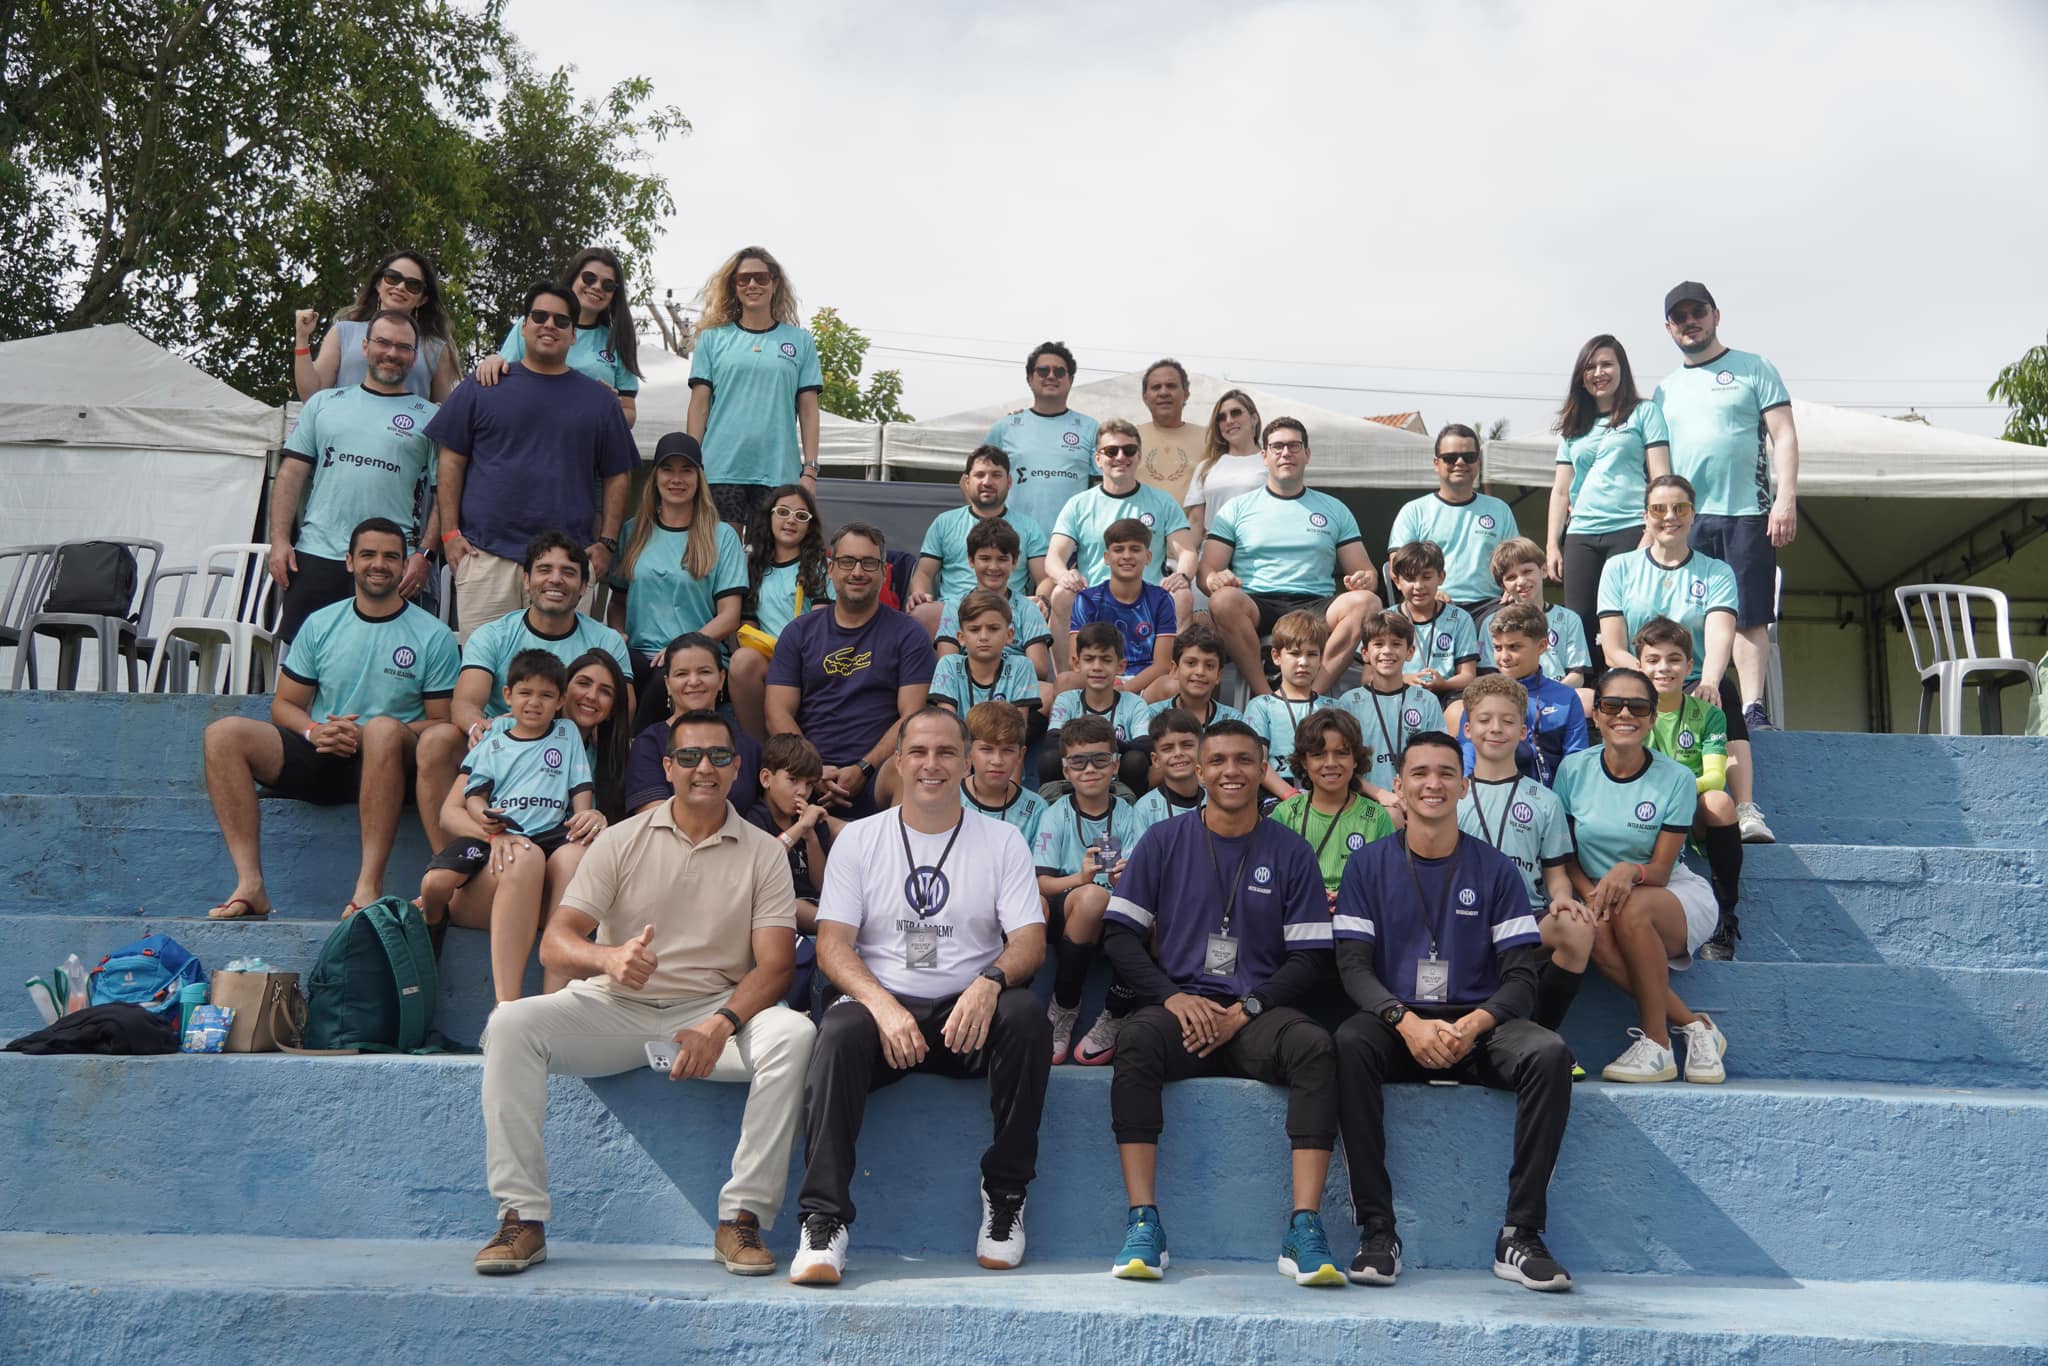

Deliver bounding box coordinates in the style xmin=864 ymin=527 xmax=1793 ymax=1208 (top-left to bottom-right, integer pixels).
xmin=1139 ymin=511 xmax=1156 ymax=526
xmin=904 ymin=867 xmax=950 ymax=918
xmin=1691 ymin=581 xmax=1708 ymax=600
xmin=1435 ymin=632 xmax=1452 ymax=651
xmin=1308 ymin=512 xmax=1330 ymax=529
xmin=600 ymin=349 xmax=616 ymax=364
xmin=1679 ymin=729 xmax=1697 ymax=750
xmin=543 ymin=748 xmax=565 ymax=770
xmin=1253 ymin=865 xmax=1272 ymax=884
xmin=1134 ymin=621 xmax=1152 ymax=639
xmin=1548 ymin=629 xmax=1560 ymax=646
xmin=779 ymin=341 xmax=798 ymax=359
xmin=1511 ymin=801 xmax=1535 ymax=824
xmin=1634 ymin=801 xmax=1658 ymax=822
xmin=1716 ymin=370 xmax=1736 ymax=385
xmin=1478 ymin=514 xmax=1497 ymax=530
xmin=1457 ymin=887 xmax=1476 ymax=907
xmin=390 ymin=413 xmax=415 ymax=432
xmin=1347 ymin=832 xmax=1366 ymax=851
xmin=1062 ymin=431 xmax=1081 ymax=446
xmin=1402 ymin=707 xmax=1423 ymax=728
xmin=391 ymin=646 xmax=417 ymax=669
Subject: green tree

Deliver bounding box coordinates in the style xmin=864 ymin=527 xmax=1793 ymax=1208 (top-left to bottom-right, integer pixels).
xmin=810 ymin=306 xmax=912 ymax=423
xmin=0 ymin=2 xmax=685 ymax=402
xmin=1988 ymin=334 xmax=2048 ymax=446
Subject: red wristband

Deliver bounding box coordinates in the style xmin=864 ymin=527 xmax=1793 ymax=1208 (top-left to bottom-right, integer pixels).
xmin=440 ymin=530 xmax=463 ymax=545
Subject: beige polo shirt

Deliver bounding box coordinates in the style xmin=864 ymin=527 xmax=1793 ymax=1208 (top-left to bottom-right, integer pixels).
xmin=557 ymin=800 xmax=797 ymax=1001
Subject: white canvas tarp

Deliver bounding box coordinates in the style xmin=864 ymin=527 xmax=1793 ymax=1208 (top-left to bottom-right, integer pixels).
xmin=630 ymin=347 xmax=880 ymax=474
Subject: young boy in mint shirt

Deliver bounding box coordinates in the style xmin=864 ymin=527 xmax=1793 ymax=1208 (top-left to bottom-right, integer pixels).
xmin=1336 ymin=610 xmax=1445 ymax=814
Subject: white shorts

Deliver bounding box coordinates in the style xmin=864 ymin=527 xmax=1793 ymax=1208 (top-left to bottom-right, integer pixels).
xmin=1666 ymin=861 xmax=1721 ymax=970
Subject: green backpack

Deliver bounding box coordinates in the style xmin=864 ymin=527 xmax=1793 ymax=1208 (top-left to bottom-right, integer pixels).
xmin=295 ymin=897 xmax=439 ymax=1053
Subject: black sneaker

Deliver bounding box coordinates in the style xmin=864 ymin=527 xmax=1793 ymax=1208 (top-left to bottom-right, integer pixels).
xmin=1742 ymin=701 xmax=1776 ymax=733
xmin=1493 ymin=1225 xmax=1572 ymax=1292
xmin=1348 ymin=1227 xmax=1402 ymax=1285
xmin=1697 ymin=912 xmax=1740 ymax=962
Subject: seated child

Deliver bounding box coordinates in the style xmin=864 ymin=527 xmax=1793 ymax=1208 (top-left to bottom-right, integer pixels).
xmin=1242 ymin=608 xmax=1334 ymax=803
xmin=931 ymin=588 xmax=1048 ymax=728
xmin=1129 ymin=706 xmax=1206 ymax=836
xmin=1475 ymin=537 xmax=1590 ymax=687
xmin=1044 ymin=621 xmax=1153 ymax=792
xmin=1034 ymin=715 xmax=1140 ymax=1068
xmin=1335 ymin=610 xmax=1446 ymax=817
xmin=936 ymin=517 xmax=1054 ymax=682
xmin=1066 ymin=517 xmax=1176 ymax=696
xmin=1446 ymin=602 xmax=1587 ymax=786
xmin=1138 ymin=623 xmax=1242 ymax=726
xmin=962 ymin=699 xmax=1049 ymax=843
xmin=1389 ymin=540 xmax=1478 ymax=700
xmin=1269 ymin=709 xmax=1392 ymax=903
xmin=743 ymin=732 xmax=845 ymax=1012
xmin=419 ymin=649 xmax=606 ymax=1003
xmin=1637 ymin=617 xmax=1744 ymax=960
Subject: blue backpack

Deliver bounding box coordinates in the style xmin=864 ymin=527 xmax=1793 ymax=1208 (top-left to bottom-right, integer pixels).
xmin=88 ymin=934 xmax=205 ymax=1014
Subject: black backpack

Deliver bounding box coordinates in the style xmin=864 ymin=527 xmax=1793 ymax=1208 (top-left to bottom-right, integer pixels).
xmin=43 ymin=542 xmax=140 ymax=619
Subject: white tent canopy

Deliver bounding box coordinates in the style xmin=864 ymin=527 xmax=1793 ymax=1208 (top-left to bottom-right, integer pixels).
xmin=882 ymin=370 xmax=1440 ymax=488
xmin=631 ymin=347 xmax=880 ymax=474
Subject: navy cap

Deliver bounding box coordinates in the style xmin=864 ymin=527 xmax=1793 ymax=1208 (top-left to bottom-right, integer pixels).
xmin=653 ymin=432 xmax=703 ymax=468
xmin=1663 ymin=281 xmax=1716 ymax=317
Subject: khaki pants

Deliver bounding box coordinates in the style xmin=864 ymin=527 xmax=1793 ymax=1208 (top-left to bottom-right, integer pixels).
xmin=481 ymin=978 xmax=816 ymax=1226
xmin=453 ymin=549 xmax=528 ymax=642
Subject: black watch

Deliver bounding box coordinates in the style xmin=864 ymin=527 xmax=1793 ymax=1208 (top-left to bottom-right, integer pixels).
xmin=978 ymin=966 xmax=1008 ymax=990
xmin=1240 ymin=992 xmax=1266 ymax=1018
xmin=857 ymin=759 xmax=877 ymax=781
xmin=596 ymin=535 xmax=620 ymax=554
xmin=1379 ymin=1002 xmax=1408 ymax=1028
xmin=714 ymin=1006 xmax=743 ymax=1033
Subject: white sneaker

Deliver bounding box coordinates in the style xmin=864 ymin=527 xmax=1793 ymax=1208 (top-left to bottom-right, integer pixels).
xmin=977 ymin=1186 xmax=1027 ymax=1270
xmin=1601 ymin=1028 xmax=1677 ymax=1083
xmin=1048 ymin=1002 xmax=1078 ymax=1065
xmin=1681 ymin=1017 xmax=1727 ymax=1084
xmin=1736 ymin=802 xmax=1776 ymax=844
xmin=1072 ymin=1011 xmax=1121 ymax=1066
xmin=789 ymin=1214 xmax=848 ymax=1285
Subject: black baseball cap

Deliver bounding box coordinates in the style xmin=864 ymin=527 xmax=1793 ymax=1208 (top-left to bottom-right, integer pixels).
xmin=653 ymin=432 xmax=703 ymax=468
xmin=1664 ymin=281 xmax=1716 ymax=317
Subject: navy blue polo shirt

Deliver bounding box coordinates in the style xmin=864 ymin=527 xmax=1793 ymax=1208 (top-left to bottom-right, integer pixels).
xmin=1332 ymin=832 xmax=1539 ymax=1006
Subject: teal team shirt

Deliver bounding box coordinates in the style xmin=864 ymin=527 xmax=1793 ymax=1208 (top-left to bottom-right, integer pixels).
xmin=461 ymin=717 xmax=594 ymax=837
xmin=281 ymin=599 xmax=460 ymax=723
xmin=1138 ymin=695 xmax=1242 ymax=730
xmin=460 ymin=609 xmax=634 ymax=718
xmin=1596 ymin=549 xmax=1738 ymax=684
xmin=748 ymin=559 xmax=820 ymax=639
xmin=936 ymin=589 xmax=1052 ymax=661
xmin=1458 ymin=775 xmax=1575 ymax=914
xmin=608 ymin=517 xmax=749 ymax=656
xmin=1552 ymin=747 xmax=1698 ymax=880
xmin=1051 ymin=483 xmax=1190 ymax=584
xmin=499 ymin=321 xmax=640 ymax=394
xmin=1207 ymin=486 xmax=1364 ymax=596
xmin=689 ymin=322 xmax=825 ymax=487
xmin=1337 ymin=683 xmax=1445 ymax=793
xmin=282 ymin=386 xmax=439 ymax=559
xmin=918 ymin=505 xmax=1050 ymax=601
xmin=964 ymin=780 xmax=1048 ymax=845
xmin=983 ymin=409 xmax=1099 ymax=536
xmin=1047 ymin=689 xmax=1151 ymax=743
xmin=1403 ymin=603 xmax=1481 ymax=676
xmin=930 ymin=651 xmax=1042 ymax=711
xmin=1653 ymin=349 xmax=1791 ymax=518
xmin=1242 ymin=692 xmax=1332 ymax=784
xmin=1480 ymin=602 xmax=1592 ymax=680
xmin=1556 ymin=401 xmax=1671 ymax=536
xmin=1032 ymin=795 xmax=1140 ymax=889
xmin=1128 ymin=784 xmax=1204 ymax=844
xmin=1387 ymin=492 xmax=1519 ymax=603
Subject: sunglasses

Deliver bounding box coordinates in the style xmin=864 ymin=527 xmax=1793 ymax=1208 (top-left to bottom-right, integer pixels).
xmin=527 ymin=308 xmax=574 ymax=329
xmin=831 ymin=555 xmax=884 ymax=573
xmin=379 ymin=268 xmax=427 ymax=295
xmin=1099 ymin=443 xmax=1140 ymax=458
xmin=1063 ymin=752 xmax=1118 ymax=771
xmin=1594 ymin=697 xmax=1656 ymax=718
xmin=668 ymin=746 xmax=739 ymax=768
xmin=1647 ymin=501 xmax=1695 ymax=519
xmin=578 ymin=269 xmax=618 ymax=294
xmin=734 ymin=270 xmax=774 ymax=287
xmin=772 ymin=506 xmax=815 ymax=523
xmin=1032 ymin=365 xmax=1069 ymax=379
xmin=1437 ymin=450 xmax=1480 ymax=465
xmin=1668 ymin=304 xmax=1711 ymax=324
xmin=1218 ymin=406 xmax=1250 ymax=420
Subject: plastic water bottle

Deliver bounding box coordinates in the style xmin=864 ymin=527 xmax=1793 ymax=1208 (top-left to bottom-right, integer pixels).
xmin=60 ymin=955 xmax=88 ymax=1014
xmin=25 ymin=978 xmax=60 ymax=1027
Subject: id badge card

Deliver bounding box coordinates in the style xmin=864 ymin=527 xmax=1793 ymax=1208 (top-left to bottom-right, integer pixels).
xmin=904 ymin=924 xmax=939 ymax=971
xmin=1414 ymin=956 xmax=1450 ymax=1003
xmin=1204 ymin=933 xmax=1239 ymax=977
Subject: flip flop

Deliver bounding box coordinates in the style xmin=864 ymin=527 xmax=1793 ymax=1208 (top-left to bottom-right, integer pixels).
xmin=206 ymin=898 xmax=271 ymax=921
xmin=342 ymin=902 xmax=363 ymax=919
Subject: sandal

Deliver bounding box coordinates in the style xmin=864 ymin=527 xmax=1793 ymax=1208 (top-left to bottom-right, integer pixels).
xmin=206 ymin=898 xmax=271 ymax=921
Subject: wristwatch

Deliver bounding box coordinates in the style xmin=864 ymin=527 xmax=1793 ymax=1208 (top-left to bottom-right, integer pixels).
xmin=857 ymin=759 xmax=877 ymax=782
xmin=802 ymin=461 xmax=822 ymax=477
xmin=596 ymin=535 xmax=620 ymax=554
xmin=1379 ymin=1002 xmax=1408 ymax=1027
xmin=978 ymin=966 xmax=1008 ymax=990
xmin=1240 ymin=992 xmax=1266 ymax=1018
xmin=714 ymin=1007 xmax=743 ymax=1033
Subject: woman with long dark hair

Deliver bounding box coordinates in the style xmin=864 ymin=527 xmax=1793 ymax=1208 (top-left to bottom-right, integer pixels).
xmin=293 ymin=249 xmax=460 ymax=400
xmin=687 ymin=245 xmax=824 ymax=526
xmin=728 ymin=482 xmax=831 ymax=739
xmin=562 ymin=649 xmax=633 ymax=822
xmin=1545 ymin=335 xmax=1669 ymax=667
xmin=622 ymin=633 xmax=763 ymax=816
xmin=474 ymin=246 xmax=643 ymax=424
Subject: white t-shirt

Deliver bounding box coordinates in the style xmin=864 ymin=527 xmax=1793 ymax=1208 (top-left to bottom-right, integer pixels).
xmin=816 ymin=806 xmax=1041 ymax=999
xmin=1185 ymin=452 xmax=1267 ymax=530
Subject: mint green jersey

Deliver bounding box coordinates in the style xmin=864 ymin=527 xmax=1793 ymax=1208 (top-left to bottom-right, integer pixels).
xmin=930 ymin=651 xmax=1041 ymax=711
xmin=1480 ymin=602 xmax=1591 ymax=680
xmin=461 ymin=609 xmax=634 ymax=718
xmin=1047 ymin=689 xmax=1150 ymax=744
xmin=1653 ymin=348 xmax=1790 ymax=518
xmin=1458 ymin=774 xmax=1573 ymax=914
xmin=460 ymin=717 xmax=594 ymax=837
xmin=1051 ymin=482 xmax=1190 ymax=584
xmin=689 ymin=322 xmax=825 ymax=487
xmin=963 ymin=779 xmax=1048 ymax=846
xmin=936 ymin=588 xmax=1052 ymax=662
xmin=1403 ymin=603 xmax=1480 ymax=677
xmin=1596 ymin=549 xmax=1737 ymax=684
xmin=1129 ymin=783 xmax=1204 ymax=846
xmin=1556 ymin=401 xmax=1671 ymax=536
xmin=1243 ymin=692 xmax=1332 ymax=785
xmin=282 ymin=386 xmax=439 ymax=559
xmin=1553 ymin=747 xmax=1697 ymax=880
xmin=281 ymin=598 xmax=459 ymax=723
xmin=499 ymin=321 xmax=639 ymax=394
xmin=608 ymin=517 xmax=748 ymax=655
xmin=918 ymin=505 xmax=1050 ymax=601
xmin=1387 ymin=492 xmax=1519 ymax=602
xmin=1207 ymin=486 xmax=1363 ymax=596
xmin=1337 ymin=683 xmax=1444 ymax=793
xmin=1032 ymin=795 xmax=1139 ymax=888
xmin=983 ymin=409 xmax=1099 ymax=534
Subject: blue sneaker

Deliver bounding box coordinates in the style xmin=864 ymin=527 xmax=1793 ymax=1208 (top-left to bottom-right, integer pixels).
xmin=1110 ymin=1205 xmax=1168 ymax=1280
xmin=1278 ymin=1210 xmax=1346 ymax=1287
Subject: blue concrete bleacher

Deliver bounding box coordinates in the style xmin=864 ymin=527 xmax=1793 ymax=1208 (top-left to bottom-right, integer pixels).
xmin=2 ymin=693 xmax=2045 ymax=1362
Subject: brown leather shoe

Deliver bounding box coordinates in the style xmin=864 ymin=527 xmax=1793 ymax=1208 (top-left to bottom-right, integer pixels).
xmin=475 ymin=1209 xmax=546 ymax=1275
xmin=715 ymin=1209 xmax=776 ymax=1276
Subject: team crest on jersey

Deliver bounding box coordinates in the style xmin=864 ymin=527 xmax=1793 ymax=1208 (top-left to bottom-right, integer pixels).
xmin=1139 ymin=511 xmax=1156 ymax=526
xmin=1308 ymin=512 xmax=1330 ymax=529
xmin=904 ymin=866 xmax=951 ymax=918
xmin=1402 ymin=707 xmax=1423 ymax=728
xmin=1478 ymin=514 xmax=1497 ymax=530
xmin=1457 ymin=887 xmax=1476 ymax=907
xmin=1634 ymin=800 xmax=1658 ymax=822
xmin=1716 ymin=370 xmax=1736 ymax=385
xmin=1548 ymin=629 xmax=1560 ymax=646
xmin=1678 ymin=729 xmax=1697 ymax=750
xmin=1435 ymin=632 xmax=1452 ymax=651
xmin=391 ymin=646 xmax=417 ymax=669
xmin=779 ymin=341 xmax=798 ymax=359
xmin=823 ymin=647 xmax=873 ymax=677
xmin=390 ymin=413 xmax=415 ymax=432
xmin=543 ymin=748 xmax=564 ymax=771
xmin=1062 ymin=431 xmax=1081 ymax=446
xmin=1347 ymin=832 xmax=1366 ymax=851
xmin=1134 ymin=621 xmax=1152 ymax=639
xmin=599 ymin=349 xmax=616 ymax=363
xmin=1690 ymin=581 xmax=1707 ymax=600
xmin=1253 ymin=865 xmax=1272 ymax=884
xmin=1510 ymin=800 xmax=1535 ymax=824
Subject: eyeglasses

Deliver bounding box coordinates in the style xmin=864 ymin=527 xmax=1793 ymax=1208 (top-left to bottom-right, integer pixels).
xmin=1031 ymin=365 xmax=1069 ymax=379
xmin=1265 ymin=440 xmax=1306 ymax=455
xmin=1099 ymin=443 xmax=1139 ymax=458
xmin=367 ymin=335 xmax=418 ymax=356
xmin=1063 ymin=752 xmax=1118 ymax=771
xmin=734 ymin=270 xmax=773 ymax=287
xmin=831 ymin=555 xmax=884 ymax=573
xmin=1667 ymin=303 xmax=1711 ymax=324
xmin=578 ymin=270 xmax=619 ymax=295
xmin=772 ymin=506 xmax=815 ymax=523
xmin=378 ymin=268 xmax=426 ymax=295
xmin=1437 ymin=450 xmax=1480 ymax=465
xmin=1594 ymin=697 xmax=1656 ymax=718
xmin=527 ymin=308 xmax=573 ymax=329
xmin=1647 ymin=501 xmax=1695 ymax=519
xmin=668 ymin=746 xmax=739 ymax=768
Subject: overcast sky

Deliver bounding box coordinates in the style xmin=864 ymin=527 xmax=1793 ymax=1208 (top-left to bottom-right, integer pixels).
xmin=507 ymin=0 xmax=2048 ymax=442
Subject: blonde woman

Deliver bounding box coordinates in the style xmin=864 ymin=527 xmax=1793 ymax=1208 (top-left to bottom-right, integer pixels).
xmin=607 ymin=433 xmax=748 ymax=731
xmin=687 ymin=246 xmax=824 ymax=526
xmin=1182 ymin=388 xmax=1266 ymax=543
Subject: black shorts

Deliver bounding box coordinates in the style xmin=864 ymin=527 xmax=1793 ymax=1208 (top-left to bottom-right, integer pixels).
xmin=426 ymin=823 xmax=574 ymax=884
xmin=1690 ymin=515 xmax=1777 ymax=630
xmin=277 ymin=553 xmax=356 ymax=644
xmin=264 ymin=723 xmax=364 ymax=806
xmin=711 ymin=483 xmax=778 ymax=529
xmin=1248 ymin=592 xmax=1335 ymax=637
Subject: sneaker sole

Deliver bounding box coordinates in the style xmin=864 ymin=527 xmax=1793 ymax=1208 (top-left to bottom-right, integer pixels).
xmin=1601 ymin=1065 xmax=1677 ymax=1083
xmin=1685 ymin=1066 xmax=1727 ymax=1084
xmin=789 ymin=1262 xmax=843 ymax=1286
xmin=977 ymin=1253 xmax=1023 ymax=1270
xmin=1278 ymin=1256 xmax=1347 ymax=1287
xmin=1347 ymin=1259 xmax=1400 ymax=1286
xmin=1111 ymin=1253 xmax=1167 ymax=1280
xmin=1494 ymin=1260 xmax=1573 ymax=1292
xmin=474 ymin=1246 xmax=544 ymax=1275
xmin=715 ymin=1252 xmax=777 ymax=1276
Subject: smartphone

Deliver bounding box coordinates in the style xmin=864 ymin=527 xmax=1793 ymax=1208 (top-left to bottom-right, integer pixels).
xmin=484 ymin=808 xmax=524 ymax=832
xmin=644 ymin=1040 xmax=678 ymax=1073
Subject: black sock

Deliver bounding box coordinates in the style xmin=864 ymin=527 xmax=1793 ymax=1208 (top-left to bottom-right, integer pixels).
xmin=1701 ymin=822 xmax=1744 ymax=912
xmin=1054 ymin=934 xmax=1094 ymax=1009
xmin=1104 ymin=980 xmax=1139 ymax=1019
xmin=1532 ymin=962 xmax=1582 ymax=1032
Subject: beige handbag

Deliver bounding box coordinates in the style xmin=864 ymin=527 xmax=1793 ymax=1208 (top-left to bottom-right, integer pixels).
xmin=206 ymin=969 xmax=305 ymax=1052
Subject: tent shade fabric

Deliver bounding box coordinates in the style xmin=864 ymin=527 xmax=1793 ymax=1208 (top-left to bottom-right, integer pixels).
xmin=0 ymin=324 xmax=278 ymax=458
xmin=629 ymin=348 xmax=880 ymax=474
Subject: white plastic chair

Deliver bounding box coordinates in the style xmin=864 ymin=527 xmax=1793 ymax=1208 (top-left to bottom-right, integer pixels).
xmin=1893 ymin=584 xmax=2039 ymax=736
xmin=146 ymin=544 xmax=280 ymax=695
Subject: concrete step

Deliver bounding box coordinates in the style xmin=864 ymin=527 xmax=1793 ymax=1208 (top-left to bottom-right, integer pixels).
xmin=4 ymin=1055 xmax=2043 ymax=1285
xmin=5 ymin=1234 xmax=2043 ymax=1365
xmin=1750 ymin=730 xmax=2048 ymax=849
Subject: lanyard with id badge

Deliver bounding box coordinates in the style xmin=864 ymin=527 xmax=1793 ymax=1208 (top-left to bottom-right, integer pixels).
xmin=1200 ymin=815 xmax=1254 ymax=980
xmin=899 ymin=812 xmax=965 ymax=971
xmin=1398 ymin=833 xmax=1467 ymax=1003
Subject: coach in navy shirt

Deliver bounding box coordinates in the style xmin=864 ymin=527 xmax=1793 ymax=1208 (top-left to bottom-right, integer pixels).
xmin=1332 ymin=731 xmax=1576 ymax=1294
xmin=1100 ymin=719 xmax=1344 ymax=1285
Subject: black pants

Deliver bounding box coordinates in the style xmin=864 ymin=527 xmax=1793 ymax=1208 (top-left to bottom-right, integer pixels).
xmin=276 ymin=552 xmax=355 ymax=645
xmin=1112 ymin=1004 xmax=1337 ymax=1149
xmin=1334 ymin=1012 xmax=1571 ymax=1233
xmin=799 ymin=987 xmax=1051 ymax=1224
xmin=1561 ymin=527 xmax=1640 ymax=674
